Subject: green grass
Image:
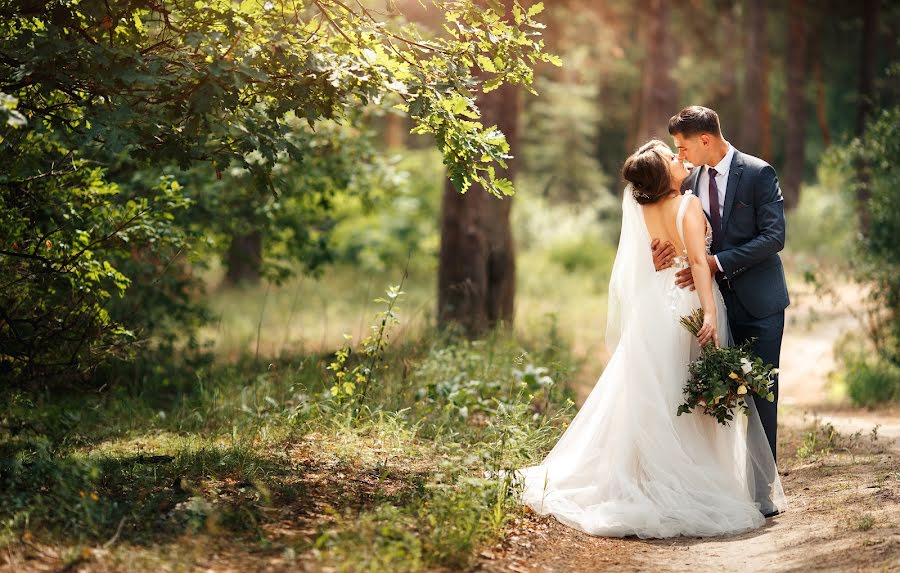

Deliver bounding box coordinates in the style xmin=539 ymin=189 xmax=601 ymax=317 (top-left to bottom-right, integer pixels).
xmin=2 ymin=191 xmax=605 ymax=569
xmin=796 ymin=421 xmax=839 ymax=460
xmin=0 ymin=319 xmax=576 ymax=571
xmin=856 ymin=514 xmax=876 ymax=531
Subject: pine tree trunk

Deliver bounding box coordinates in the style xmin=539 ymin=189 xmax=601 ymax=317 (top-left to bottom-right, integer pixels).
xmin=384 ymin=112 xmax=405 ymax=149
xmin=437 ymin=1 xmax=518 ymax=336
xmin=712 ymin=0 xmax=741 ymax=130
xmin=740 ymin=0 xmax=770 ymax=159
xmin=225 ymin=231 xmax=262 ymax=286
xmin=855 ymin=0 xmax=878 ymax=237
xmin=635 ymin=0 xmax=678 ymax=144
xmin=783 ymin=0 xmax=807 ymax=210
xmin=814 ymin=57 xmax=832 ymax=148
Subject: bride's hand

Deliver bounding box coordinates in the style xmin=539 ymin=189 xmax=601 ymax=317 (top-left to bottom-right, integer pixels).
xmin=697 ymin=312 xmax=719 ymax=348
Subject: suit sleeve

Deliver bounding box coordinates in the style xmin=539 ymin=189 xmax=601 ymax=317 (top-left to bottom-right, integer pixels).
xmin=715 ymin=165 xmax=786 ymax=279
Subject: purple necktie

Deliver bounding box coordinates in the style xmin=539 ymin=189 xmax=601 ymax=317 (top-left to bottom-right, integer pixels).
xmin=708 ymin=167 xmax=722 ymax=251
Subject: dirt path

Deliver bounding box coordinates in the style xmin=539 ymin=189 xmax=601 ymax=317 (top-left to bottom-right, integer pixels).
xmin=479 ymin=282 xmax=900 ymax=573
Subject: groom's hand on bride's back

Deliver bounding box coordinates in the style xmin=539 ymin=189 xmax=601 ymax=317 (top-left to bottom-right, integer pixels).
xmin=675 ymin=268 xmax=695 ymax=291
xmin=651 ymin=239 xmax=676 ymax=271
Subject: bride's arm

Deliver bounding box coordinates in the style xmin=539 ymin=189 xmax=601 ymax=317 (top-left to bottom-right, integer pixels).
xmin=682 ymin=198 xmax=719 ymax=348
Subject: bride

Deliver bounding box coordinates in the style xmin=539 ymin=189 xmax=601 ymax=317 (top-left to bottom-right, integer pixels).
xmin=516 ymin=140 xmax=785 ymax=538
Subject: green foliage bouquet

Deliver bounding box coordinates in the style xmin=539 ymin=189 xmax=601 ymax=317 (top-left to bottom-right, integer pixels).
xmin=676 ymin=309 xmax=777 ymax=426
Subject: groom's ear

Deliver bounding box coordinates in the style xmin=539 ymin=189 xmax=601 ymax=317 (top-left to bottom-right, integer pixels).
xmin=699 ymin=133 xmax=710 ymax=147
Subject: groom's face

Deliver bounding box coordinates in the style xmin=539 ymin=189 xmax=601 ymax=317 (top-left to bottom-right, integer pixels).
xmin=672 ymin=133 xmax=708 ymax=166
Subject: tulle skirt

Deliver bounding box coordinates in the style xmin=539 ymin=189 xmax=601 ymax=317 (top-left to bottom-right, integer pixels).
xmin=516 ymin=266 xmax=786 ymax=538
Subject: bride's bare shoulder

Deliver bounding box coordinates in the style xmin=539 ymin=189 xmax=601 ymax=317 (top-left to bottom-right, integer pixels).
xmin=681 ymin=192 xmax=702 ymax=212
xmin=681 ymin=195 xmax=707 ymax=229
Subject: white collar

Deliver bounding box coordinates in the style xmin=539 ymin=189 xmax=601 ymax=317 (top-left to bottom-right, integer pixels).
xmin=708 ymin=143 xmax=734 ymax=176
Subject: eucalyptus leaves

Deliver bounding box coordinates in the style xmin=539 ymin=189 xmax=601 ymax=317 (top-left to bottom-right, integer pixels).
xmin=676 ymin=309 xmax=777 ymax=426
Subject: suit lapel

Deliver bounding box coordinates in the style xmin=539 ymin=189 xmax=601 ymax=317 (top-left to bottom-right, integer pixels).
xmin=721 ymin=150 xmax=744 ymax=232
xmin=680 ymin=166 xmax=700 ymax=195
xmin=681 ymin=166 xmax=711 ymax=223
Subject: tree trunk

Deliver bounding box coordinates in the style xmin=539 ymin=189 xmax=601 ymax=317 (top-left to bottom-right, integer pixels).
xmin=855 ymin=0 xmax=878 ymax=138
xmin=711 ymin=0 xmax=741 ymax=131
xmin=740 ymin=0 xmax=771 ymax=160
xmin=855 ymin=0 xmax=878 ymax=237
xmin=437 ymin=2 xmax=518 ymax=336
xmin=225 ymin=231 xmax=262 ymax=286
xmin=384 ymin=111 xmax=405 ymax=149
xmin=783 ymin=0 xmax=807 ymax=210
xmin=634 ymin=0 xmax=678 ymax=144
xmin=814 ymin=57 xmax=832 ymax=148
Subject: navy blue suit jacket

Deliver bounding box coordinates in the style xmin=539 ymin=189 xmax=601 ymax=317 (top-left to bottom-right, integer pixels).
xmin=682 ymin=148 xmax=790 ymax=319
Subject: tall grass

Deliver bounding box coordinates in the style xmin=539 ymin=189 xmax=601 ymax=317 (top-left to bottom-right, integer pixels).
xmin=1 ymin=308 xmax=576 ymax=570
xmin=200 ymin=255 xmax=613 ymax=391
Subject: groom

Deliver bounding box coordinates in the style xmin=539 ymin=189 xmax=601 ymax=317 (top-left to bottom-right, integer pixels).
xmin=652 ymin=106 xmax=789 ymax=469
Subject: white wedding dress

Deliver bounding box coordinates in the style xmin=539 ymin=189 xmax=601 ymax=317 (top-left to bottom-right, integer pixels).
xmin=516 ymin=189 xmax=786 ymax=538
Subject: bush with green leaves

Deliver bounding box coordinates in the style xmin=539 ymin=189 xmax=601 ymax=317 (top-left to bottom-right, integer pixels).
xmin=0 ymin=134 xmax=196 ymax=383
xmin=830 ymin=106 xmax=900 ymax=404
xmin=849 ymin=107 xmax=900 ymax=367
xmin=123 ymin=116 xmax=398 ymax=284
xmin=329 ymin=149 xmax=443 ymax=273
xmin=842 ymin=355 xmax=900 ymax=406
xmin=411 ymin=337 xmax=572 ymax=429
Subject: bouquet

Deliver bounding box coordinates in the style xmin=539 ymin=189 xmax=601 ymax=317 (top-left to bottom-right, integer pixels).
xmin=676 ymin=309 xmax=777 ymax=426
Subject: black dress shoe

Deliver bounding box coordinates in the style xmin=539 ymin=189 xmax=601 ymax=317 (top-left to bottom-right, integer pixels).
xmin=762 ymin=509 xmax=781 ymax=518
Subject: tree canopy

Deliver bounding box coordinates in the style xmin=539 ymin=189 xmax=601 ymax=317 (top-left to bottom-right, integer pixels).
xmin=0 ymin=0 xmax=558 ymax=382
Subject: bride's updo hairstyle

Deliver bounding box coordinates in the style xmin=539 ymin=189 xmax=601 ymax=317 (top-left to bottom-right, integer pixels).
xmin=621 ymin=139 xmax=672 ymax=204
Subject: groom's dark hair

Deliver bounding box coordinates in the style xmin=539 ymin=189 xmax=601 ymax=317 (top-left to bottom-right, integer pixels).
xmin=668 ymin=106 xmax=722 ymax=138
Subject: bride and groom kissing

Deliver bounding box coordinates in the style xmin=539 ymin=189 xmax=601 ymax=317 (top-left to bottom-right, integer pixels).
xmin=516 ymin=106 xmax=789 ymax=538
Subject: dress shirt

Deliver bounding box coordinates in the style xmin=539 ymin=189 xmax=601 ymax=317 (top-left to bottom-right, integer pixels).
xmin=697 ymin=143 xmax=734 ymax=273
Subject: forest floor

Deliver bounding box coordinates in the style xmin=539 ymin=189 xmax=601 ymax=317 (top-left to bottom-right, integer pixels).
xmin=2 ymin=282 xmax=898 ymax=573
xmin=478 ymin=282 xmax=900 ymax=573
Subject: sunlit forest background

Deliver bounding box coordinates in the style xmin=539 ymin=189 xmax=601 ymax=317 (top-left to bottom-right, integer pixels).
xmin=1 ymin=0 xmax=898 ymax=571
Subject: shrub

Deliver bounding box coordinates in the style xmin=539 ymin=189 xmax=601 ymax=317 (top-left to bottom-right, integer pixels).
xmin=843 ymin=356 xmax=900 ymax=406
xmin=0 ymin=136 xmax=198 ymax=385
xmin=546 ymin=234 xmax=616 ymax=274
xmin=846 ymin=107 xmax=900 ymax=367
